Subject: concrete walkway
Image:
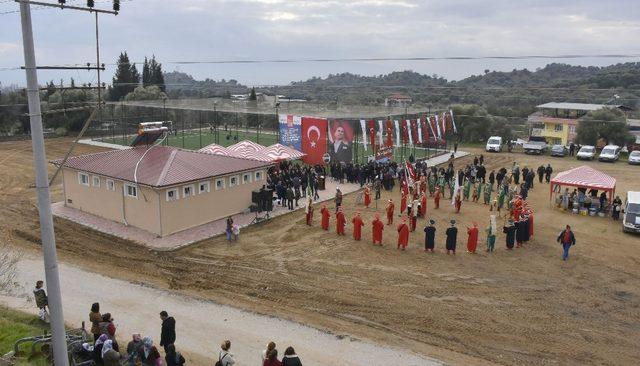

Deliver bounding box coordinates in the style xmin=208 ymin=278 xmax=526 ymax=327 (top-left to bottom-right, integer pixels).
xmin=52 ymin=180 xmax=360 ymax=251
xmin=78 ymin=138 xmax=132 ymax=150
xmin=2 ymin=257 xmax=444 ymax=366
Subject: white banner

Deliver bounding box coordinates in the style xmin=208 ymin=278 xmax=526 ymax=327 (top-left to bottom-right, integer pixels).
xmin=394 ymin=120 xmax=400 ymax=147
xmin=359 ymin=119 xmax=368 ymax=151
xmin=435 ymin=114 xmax=442 ymax=139
xmin=405 ymin=119 xmax=413 ymax=146
xmin=417 ymin=118 xmax=423 ymax=143
xmin=378 ymin=120 xmax=384 ymax=147
xmin=450 ymin=109 xmax=458 ymax=133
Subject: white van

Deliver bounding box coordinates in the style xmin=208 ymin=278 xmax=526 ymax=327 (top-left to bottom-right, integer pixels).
xmin=486 ymin=136 xmax=502 ymax=152
xmin=598 ymin=145 xmax=621 ymax=162
xmin=623 ymin=191 xmax=640 ymax=234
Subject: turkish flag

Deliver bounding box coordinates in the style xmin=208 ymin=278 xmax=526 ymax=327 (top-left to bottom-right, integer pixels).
xmin=385 ymin=119 xmax=393 ymax=147
xmin=301 ymin=117 xmax=328 ymax=165
xmin=410 ymin=119 xmax=418 ymax=144
xmin=368 ymin=119 xmax=376 ymax=151
xmin=421 ymin=117 xmax=428 ymax=143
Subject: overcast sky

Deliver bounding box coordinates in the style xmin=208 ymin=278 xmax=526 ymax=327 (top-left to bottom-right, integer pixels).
xmin=1 ymin=0 xmax=639 ymax=87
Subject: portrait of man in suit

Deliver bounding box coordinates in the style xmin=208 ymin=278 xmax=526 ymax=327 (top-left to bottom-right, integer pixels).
xmin=329 ymin=121 xmax=353 ymax=163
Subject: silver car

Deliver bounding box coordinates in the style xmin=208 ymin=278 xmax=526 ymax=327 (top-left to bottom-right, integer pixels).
xmin=629 ymin=150 xmax=640 ymax=165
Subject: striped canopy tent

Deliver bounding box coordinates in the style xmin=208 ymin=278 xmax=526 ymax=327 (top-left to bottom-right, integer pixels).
xmin=550 ymin=165 xmax=616 ymax=200
xmin=227 ymin=140 xmax=265 ymax=154
xmin=262 ymin=143 xmax=306 ymax=162
xmin=198 ymin=143 xmax=232 ymax=156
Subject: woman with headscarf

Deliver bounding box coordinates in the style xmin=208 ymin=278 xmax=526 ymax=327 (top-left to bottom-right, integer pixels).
xmin=89 ymin=302 xmax=102 ymax=342
xmin=282 ymin=346 xmax=302 ymax=366
xmin=466 ymin=222 xmax=479 ymax=253
xmin=126 ymin=334 xmax=143 ymax=366
xmin=139 ymin=337 xmax=161 ymax=366
xmin=93 ymin=334 xmax=109 ymax=365
xmin=102 ymin=339 xmax=121 ymax=366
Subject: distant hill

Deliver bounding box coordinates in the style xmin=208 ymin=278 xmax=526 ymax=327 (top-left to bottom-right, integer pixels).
xmin=163 ymin=63 xmax=640 ymax=118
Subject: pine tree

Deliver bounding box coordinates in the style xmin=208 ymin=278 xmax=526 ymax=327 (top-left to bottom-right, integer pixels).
xmin=148 ymin=55 xmax=165 ymax=92
xmin=142 ymin=57 xmax=151 ymax=87
xmin=249 ymin=87 xmax=257 ymax=101
xmin=110 ymin=52 xmax=139 ymax=101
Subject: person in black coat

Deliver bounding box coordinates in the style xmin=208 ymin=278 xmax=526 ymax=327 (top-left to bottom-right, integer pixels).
xmin=537 ymin=165 xmax=545 ymax=184
xmin=282 ymin=346 xmax=303 ymax=366
xmin=165 ymin=344 xmax=185 ymax=366
xmin=445 ymin=220 xmax=458 ymax=254
xmin=545 ymin=164 xmax=553 ymax=183
xmin=503 ymin=220 xmax=516 ymax=249
xmin=160 ymin=311 xmax=176 ymax=354
xmin=424 ymin=220 xmax=436 ymax=252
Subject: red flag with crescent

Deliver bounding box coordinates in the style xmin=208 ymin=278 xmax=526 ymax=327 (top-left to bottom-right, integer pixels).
xmin=301 ymin=117 xmax=328 ymax=165
xmin=401 ymin=120 xmax=409 ymax=144
xmin=385 ymin=119 xmax=393 ymax=147
xmin=410 ymin=119 xmax=418 ymax=143
xmin=368 ymin=119 xmax=376 ymax=150
xmin=421 ymin=117 xmax=428 ymax=143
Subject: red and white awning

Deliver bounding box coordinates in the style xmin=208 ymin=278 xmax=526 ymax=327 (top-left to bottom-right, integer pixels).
xmin=550 ymin=165 xmax=616 ymax=198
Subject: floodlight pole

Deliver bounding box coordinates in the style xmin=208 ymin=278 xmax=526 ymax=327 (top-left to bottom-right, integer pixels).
xmin=18 ymin=2 xmax=69 ymax=366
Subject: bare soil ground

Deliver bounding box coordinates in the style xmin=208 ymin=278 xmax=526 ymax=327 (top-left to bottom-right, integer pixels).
xmin=2 ymin=138 xmax=640 ymax=365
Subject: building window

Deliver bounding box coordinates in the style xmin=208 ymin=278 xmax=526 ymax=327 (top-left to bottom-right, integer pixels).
xmin=255 ymin=171 xmax=263 ymax=181
xmin=555 ymin=124 xmax=563 ymax=132
xmin=166 ymin=188 xmax=179 ymax=201
xmin=242 ymin=173 xmax=252 ymax=184
xmin=199 ymin=181 xmax=210 ymax=194
xmin=125 ymin=184 xmax=138 ymax=198
xmin=183 ymin=185 xmax=194 ymax=198
xmin=92 ymin=176 xmax=100 ymax=187
xmin=78 ymin=172 xmax=90 ymax=186
xmin=106 ymin=179 xmax=115 ymax=191
xmin=215 ymin=178 xmax=225 ymax=191
xmin=569 ymin=125 xmax=576 ymax=134
xmin=229 ymin=175 xmax=239 ymax=187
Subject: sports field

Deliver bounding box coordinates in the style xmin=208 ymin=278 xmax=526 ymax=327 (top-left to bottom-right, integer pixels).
xmin=97 ymin=129 xmax=448 ymax=162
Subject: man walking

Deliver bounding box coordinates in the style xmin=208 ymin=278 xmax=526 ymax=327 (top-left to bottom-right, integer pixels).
xmin=386 ymin=199 xmax=395 ymax=225
xmin=424 ymin=219 xmax=436 ymax=252
xmin=160 ymin=311 xmax=176 ymax=354
xmin=33 ymin=280 xmax=49 ymax=323
xmin=557 ymin=225 xmax=576 ymax=261
xmin=372 ymin=213 xmax=384 ymax=246
xmin=445 ymin=220 xmax=458 ymax=255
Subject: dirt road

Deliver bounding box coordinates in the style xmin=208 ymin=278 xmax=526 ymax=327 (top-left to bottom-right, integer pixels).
xmin=2 ymin=138 xmax=640 ymax=365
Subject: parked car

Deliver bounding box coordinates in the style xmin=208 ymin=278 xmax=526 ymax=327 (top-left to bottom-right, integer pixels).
xmin=598 ymin=145 xmax=621 ymax=162
xmin=623 ymin=191 xmax=640 ymax=234
xmin=576 ymin=145 xmax=596 ymax=160
xmin=485 ymin=136 xmax=502 ymax=152
xmin=629 ymin=150 xmax=640 ymax=165
xmin=523 ymin=136 xmax=548 ymax=155
xmin=550 ymin=144 xmax=568 ymax=157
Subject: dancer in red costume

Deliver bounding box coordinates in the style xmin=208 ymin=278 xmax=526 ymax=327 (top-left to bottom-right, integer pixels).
xmin=320 ymin=204 xmax=330 ymax=230
xmin=386 ymin=199 xmax=395 ymax=225
xmin=466 ymin=222 xmax=479 ymax=253
xmin=372 ymin=213 xmax=384 ymax=245
xmin=352 ymin=212 xmax=364 ymax=240
xmin=397 ymin=217 xmax=409 ymax=250
xmin=336 ymin=207 xmax=346 ymax=235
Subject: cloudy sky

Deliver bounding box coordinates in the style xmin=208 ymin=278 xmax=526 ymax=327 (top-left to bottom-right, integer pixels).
xmin=1 ymin=0 xmax=639 ymax=87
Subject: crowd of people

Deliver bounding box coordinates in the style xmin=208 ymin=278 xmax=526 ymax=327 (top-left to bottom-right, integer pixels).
xmin=304 ymin=155 xmax=580 ymax=260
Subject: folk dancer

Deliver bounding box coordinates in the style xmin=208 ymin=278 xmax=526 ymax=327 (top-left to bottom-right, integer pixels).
xmin=372 ymin=213 xmax=384 ymax=246
xmin=445 ymin=220 xmax=458 ymax=254
xmin=434 ymin=187 xmax=441 ymax=209
xmin=305 ymin=197 xmax=314 ymax=226
xmin=363 ymin=185 xmax=371 ymax=208
xmin=467 ymin=222 xmax=479 ymax=253
xmin=424 ymin=219 xmax=436 ymax=252
xmin=397 ymin=217 xmax=410 ymax=250
xmin=386 ymin=199 xmax=395 ymax=225
xmin=320 ymin=204 xmax=330 ymax=231
xmin=503 ymin=219 xmax=516 ymax=250
xmin=420 ymin=192 xmax=427 ymax=217
xmin=486 ymin=215 xmax=497 ymax=252
xmin=400 ymin=190 xmax=408 ymax=216
xmin=454 ymin=191 xmax=462 ymax=214
xmin=352 ymin=212 xmax=364 ymax=241
xmin=336 ymin=207 xmax=346 ymax=235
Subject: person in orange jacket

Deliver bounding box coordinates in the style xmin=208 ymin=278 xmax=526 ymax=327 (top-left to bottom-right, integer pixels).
xmin=434 ymin=187 xmax=441 ymax=209
xmin=336 ymin=207 xmax=346 ymax=235
xmin=352 ymin=212 xmax=364 ymax=240
xmin=466 ymin=222 xmax=479 ymax=253
xmin=397 ymin=217 xmax=409 ymax=250
xmin=372 ymin=213 xmax=384 ymax=245
xmin=320 ymin=204 xmax=330 ymax=231
xmin=386 ymin=199 xmax=395 ymax=225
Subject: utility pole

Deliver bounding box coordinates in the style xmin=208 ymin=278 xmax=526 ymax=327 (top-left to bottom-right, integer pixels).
xmin=19 ymin=2 xmax=60 ymax=365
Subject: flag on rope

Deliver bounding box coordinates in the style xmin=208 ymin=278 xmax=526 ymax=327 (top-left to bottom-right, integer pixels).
xmin=428 ymin=116 xmax=436 ymax=139
xmin=359 ymin=119 xmax=368 ymax=151
xmin=378 ymin=120 xmax=384 ymax=147
xmin=394 ymin=119 xmax=400 ymax=147
xmin=368 ymin=119 xmax=376 ymax=151
xmin=435 ymin=114 xmax=442 ymax=139
xmin=441 ymin=112 xmax=446 ymax=135
xmin=451 ymin=170 xmax=460 ymax=206
xmin=386 ymin=119 xmax=394 ymax=147
xmin=417 ymin=118 xmax=423 ymax=143
xmin=406 ymin=119 xmax=414 ymax=146
xmin=450 ymin=109 xmax=458 ymax=134
xmin=410 ymin=119 xmax=419 ymax=145
xmin=401 ymin=119 xmax=409 ymax=145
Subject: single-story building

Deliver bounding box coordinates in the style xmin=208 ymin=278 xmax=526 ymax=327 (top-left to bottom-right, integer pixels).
xmin=54 ymin=146 xmax=273 ymax=237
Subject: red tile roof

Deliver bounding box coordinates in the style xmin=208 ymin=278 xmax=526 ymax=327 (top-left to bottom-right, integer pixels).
xmin=54 ymin=146 xmax=272 ymax=188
